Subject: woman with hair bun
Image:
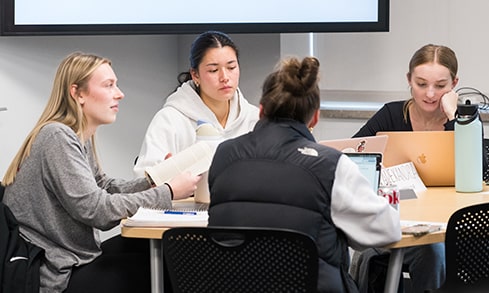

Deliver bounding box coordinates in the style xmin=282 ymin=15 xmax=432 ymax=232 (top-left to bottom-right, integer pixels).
xmin=207 ymin=56 xmax=401 ymax=293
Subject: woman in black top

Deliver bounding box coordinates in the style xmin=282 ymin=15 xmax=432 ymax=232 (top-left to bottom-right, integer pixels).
xmin=353 ymin=44 xmax=459 ymax=293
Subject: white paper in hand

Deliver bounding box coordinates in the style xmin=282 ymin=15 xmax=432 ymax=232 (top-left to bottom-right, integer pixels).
xmin=144 ymin=141 xmax=213 ymax=186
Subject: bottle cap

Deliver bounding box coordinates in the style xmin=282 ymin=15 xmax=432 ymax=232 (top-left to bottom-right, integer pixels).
xmin=457 ymin=99 xmax=478 ymax=116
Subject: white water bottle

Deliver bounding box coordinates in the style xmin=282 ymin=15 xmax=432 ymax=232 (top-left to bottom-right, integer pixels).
xmin=455 ymin=100 xmax=483 ymax=192
xmin=195 ymin=120 xmax=222 ymax=151
xmin=194 ymin=120 xmax=222 ymax=203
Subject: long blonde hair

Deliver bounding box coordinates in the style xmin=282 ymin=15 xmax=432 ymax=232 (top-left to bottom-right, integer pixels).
xmin=2 ymin=52 xmax=111 ymax=186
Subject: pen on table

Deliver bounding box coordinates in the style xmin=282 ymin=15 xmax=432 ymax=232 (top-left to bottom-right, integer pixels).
xmin=164 ymin=211 xmax=197 ymax=215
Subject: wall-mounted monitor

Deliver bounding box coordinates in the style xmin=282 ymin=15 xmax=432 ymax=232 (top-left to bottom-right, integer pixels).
xmin=1 ymin=0 xmax=389 ymax=36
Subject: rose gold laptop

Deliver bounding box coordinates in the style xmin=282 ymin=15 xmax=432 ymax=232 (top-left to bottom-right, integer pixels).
xmin=377 ymin=131 xmax=455 ymax=187
xmin=319 ymin=135 xmax=388 ymax=154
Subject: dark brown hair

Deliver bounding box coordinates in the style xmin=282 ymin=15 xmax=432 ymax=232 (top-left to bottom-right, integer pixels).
xmin=260 ymin=56 xmax=320 ymax=124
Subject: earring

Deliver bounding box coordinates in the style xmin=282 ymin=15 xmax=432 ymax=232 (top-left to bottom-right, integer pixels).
xmin=309 ymin=127 xmax=314 ymax=132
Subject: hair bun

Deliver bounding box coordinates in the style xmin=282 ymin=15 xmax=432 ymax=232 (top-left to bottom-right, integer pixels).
xmin=280 ymin=57 xmax=319 ymax=97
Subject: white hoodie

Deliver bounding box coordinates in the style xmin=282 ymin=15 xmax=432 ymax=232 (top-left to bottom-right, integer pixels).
xmin=133 ymin=81 xmax=259 ymax=178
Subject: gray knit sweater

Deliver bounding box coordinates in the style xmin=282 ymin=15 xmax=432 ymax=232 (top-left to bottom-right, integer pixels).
xmin=3 ymin=122 xmax=173 ymax=292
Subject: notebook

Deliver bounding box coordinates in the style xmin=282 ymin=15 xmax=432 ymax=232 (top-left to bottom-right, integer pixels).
xmin=377 ymin=131 xmax=455 ymax=187
xmin=319 ymin=135 xmax=388 ymax=154
xmin=345 ymin=153 xmax=382 ymax=193
xmin=124 ymin=201 xmax=209 ymax=227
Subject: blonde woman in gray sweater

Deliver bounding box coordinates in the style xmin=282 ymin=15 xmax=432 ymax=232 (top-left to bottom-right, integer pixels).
xmin=2 ymin=52 xmax=200 ymax=293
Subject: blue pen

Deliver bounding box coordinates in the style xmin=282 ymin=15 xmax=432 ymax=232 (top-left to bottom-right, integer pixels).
xmin=164 ymin=211 xmax=197 ymax=215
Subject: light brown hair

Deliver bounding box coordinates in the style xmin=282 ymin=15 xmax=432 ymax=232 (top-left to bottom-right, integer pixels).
xmin=403 ymin=44 xmax=458 ymax=121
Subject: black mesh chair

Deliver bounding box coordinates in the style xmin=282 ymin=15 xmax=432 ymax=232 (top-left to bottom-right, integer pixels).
xmin=162 ymin=226 xmax=319 ymax=293
xmin=0 ymin=182 xmax=4 ymax=202
xmin=427 ymin=203 xmax=489 ymax=292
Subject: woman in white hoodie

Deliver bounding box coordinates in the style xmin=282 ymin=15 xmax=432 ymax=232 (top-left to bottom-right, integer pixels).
xmin=134 ymin=31 xmax=259 ymax=177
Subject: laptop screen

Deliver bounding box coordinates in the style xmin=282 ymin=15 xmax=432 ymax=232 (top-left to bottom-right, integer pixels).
xmin=345 ymin=153 xmax=382 ymax=193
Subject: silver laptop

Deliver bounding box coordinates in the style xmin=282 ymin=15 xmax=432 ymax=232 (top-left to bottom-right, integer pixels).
xmin=345 ymin=153 xmax=382 ymax=193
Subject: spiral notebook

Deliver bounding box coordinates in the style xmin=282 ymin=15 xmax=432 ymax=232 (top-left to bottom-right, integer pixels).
xmin=124 ymin=201 xmax=209 ymax=227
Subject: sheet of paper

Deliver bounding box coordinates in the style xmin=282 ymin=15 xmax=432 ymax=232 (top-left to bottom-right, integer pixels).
xmin=145 ymin=141 xmax=213 ymax=186
xmin=380 ymin=162 xmax=427 ymax=192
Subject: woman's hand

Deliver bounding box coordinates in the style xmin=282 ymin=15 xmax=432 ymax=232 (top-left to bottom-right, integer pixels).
xmin=167 ymin=171 xmax=201 ymax=200
xmin=440 ymin=90 xmax=459 ymax=121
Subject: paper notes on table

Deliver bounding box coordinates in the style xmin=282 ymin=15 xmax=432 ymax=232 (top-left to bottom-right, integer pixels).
xmin=401 ymin=220 xmax=446 ymax=236
xmin=124 ymin=207 xmax=208 ymax=227
xmin=401 ymin=224 xmax=443 ymax=236
xmin=380 ymin=162 xmax=427 ymax=192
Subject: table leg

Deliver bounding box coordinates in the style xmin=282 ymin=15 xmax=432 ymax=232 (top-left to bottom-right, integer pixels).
xmin=384 ymin=248 xmax=405 ymax=293
xmin=150 ymin=239 xmax=164 ymax=293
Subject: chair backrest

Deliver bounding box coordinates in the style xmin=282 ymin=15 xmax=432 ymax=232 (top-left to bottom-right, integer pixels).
xmin=162 ymin=226 xmax=319 ymax=293
xmin=0 ymin=182 xmax=4 ymax=202
xmin=443 ymin=202 xmax=489 ymax=288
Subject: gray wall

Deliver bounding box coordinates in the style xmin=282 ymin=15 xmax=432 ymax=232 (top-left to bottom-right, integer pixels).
xmin=315 ymin=0 xmax=489 ymax=93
